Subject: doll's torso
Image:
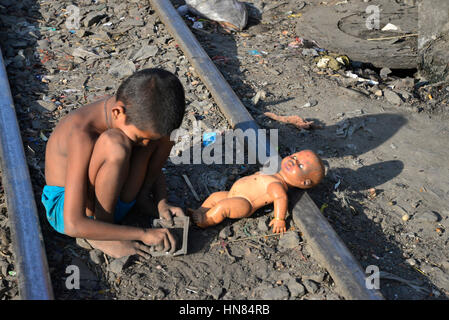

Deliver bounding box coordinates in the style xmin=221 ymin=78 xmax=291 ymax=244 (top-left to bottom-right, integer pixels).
xmin=228 ymin=172 xmax=287 ymax=213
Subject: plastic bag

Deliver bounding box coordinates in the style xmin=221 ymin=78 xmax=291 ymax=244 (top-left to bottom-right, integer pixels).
xmin=185 ymin=0 xmax=248 ymax=31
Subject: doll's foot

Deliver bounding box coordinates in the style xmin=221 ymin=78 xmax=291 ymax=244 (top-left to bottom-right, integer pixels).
xmin=187 ymin=208 xmax=207 ymax=228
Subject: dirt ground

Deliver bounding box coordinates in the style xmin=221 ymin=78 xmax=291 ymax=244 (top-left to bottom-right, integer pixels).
xmin=0 ymin=0 xmax=448 ymax=300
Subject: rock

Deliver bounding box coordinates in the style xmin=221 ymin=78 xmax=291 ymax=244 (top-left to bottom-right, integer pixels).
xmin=384 ymin=89 xmax=403 ymax=105
xmin=130 ymin=44 xmax=159 ymax=62
xmin=261 ymin=285 xmax=290 ymax=300
xmin=89 ymin=250 xmax=103 ymax=265
xmin=108 ymin=256 xmax=130 ymax=274
xmin=405 ymin=258 xmax=417 ymax=266
xmin=209 ymin=287 xmax=223 ymax=299
xmin=83 ymin=10 xmax=107 ymax=27
xmin=278 ymin=232 xmax=301 ymax=249
xmin=72 ymin=47 xmax=99 ymax=59
xmin=286 ymin=279 xmax=305 ymax=298
xmin=374 ymin=89 xmax=383 ymax=97
xmin=219 ymin=225 xmax=233 ymax=239
xmin=0 ymin=259 xmax=9 ymax=277
xmin=303 ymin=279 xmax=319 ymax=294
xmin=76 ymin=238 xmax=93 ymax=250
xmin=304 ymin=272 xmax=326 ymax=283
xmin=430 ymin=267 xmax=449 ymax=291
xmin=441 ymin=260 xmax=449 ymax=272
xmin=380 ymin=67 xmax=392 ymax=79
xmin=108 ymin=60 xmax=136 ymax=78
xmin=257 ymin=217 xmax=269 ymax=232
xmin=415 ymin=211 xmax=440 ymax=223
xmin=252 ymin=90 xmax=266 ymax=105
xmin=302 ymin=48 xmax=318 ymax=56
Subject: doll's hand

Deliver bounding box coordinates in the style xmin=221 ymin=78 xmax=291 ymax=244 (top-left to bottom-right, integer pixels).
xmin=269 ymin=219 xmax=286 ymax=234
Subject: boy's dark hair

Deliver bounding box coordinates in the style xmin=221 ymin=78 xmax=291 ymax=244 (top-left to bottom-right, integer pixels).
xmin=116 ymin=68 xmax=185 ymax=136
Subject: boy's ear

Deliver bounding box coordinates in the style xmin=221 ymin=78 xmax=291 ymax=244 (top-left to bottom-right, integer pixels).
xmin=111 ymin=100 xmax=126 ymax=119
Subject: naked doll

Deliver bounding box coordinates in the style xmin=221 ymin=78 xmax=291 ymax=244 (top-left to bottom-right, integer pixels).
xmin=190 ymin=150 xmax=325 ymax=233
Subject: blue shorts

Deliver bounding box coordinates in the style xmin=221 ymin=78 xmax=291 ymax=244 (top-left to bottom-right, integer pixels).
xmin=41 ymin=185 xmax=136 ymax=235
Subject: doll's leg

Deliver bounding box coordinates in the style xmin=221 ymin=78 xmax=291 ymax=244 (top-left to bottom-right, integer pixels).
xmin=194 ymin=197 xmax=252 ymax=228
xmin=188 ymin=191 xmax=229 ymax=218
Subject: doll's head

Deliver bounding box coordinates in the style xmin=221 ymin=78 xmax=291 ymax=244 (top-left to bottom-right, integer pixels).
xmin=280 ymin=150 xmax=325 ymax=189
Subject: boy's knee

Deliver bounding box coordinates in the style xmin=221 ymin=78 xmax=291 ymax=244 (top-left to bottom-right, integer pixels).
xmin=98 ymin=129 xmax=131 ymax=163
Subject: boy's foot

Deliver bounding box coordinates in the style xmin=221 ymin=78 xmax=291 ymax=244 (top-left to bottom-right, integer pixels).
xmin=85 ymin=239 xmax=138 ymax=259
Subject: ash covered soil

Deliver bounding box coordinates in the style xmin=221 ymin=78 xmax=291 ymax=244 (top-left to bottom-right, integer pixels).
xmin=0 ymin=0 xmax=448 ymax=300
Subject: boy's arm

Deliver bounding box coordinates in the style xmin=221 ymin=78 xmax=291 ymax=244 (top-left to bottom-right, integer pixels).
xmin=62 ymin=131 xmax=176 ymax=251
xmin=267 ymin=182 xmax=288 ymax=234
xmin=137 ymin=136 xmax=185 ymax=223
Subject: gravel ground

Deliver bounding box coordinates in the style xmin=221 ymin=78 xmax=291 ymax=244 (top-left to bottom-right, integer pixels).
xmin=0 ymin=0 xmax=448 ymax=300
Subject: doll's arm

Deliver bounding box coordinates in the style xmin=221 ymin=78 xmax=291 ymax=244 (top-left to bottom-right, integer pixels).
xmin=267 ymin=182 xmax=288 ymax=233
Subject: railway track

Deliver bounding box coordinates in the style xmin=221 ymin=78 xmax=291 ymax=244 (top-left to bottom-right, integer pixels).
xmin=0 ymin=0 xmax=383 ymax=300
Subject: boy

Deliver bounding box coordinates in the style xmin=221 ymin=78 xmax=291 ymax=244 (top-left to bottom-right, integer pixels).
xmin=42 ymin=68 xmax=186 ymax=258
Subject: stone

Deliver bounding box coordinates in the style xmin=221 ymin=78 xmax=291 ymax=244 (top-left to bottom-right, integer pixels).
xmin=379 ymin=67 xmax=392 ymax=79
xmin=83 ymin=10 xmax=107 ymax=27
xmin=209 ymin=287 xmax=223 ymax=299
xmin=405 ymin=258 xmax=417 ymax=266
xmin=278 ymin=232 xmax=301 ymax=249
xmin=76 ymin=238 xmax=93 ymax=250
xmin=108 ymin=60 xmax=136 ymax=78
xmin=108 ymin=256 xmax=130 ymax=274
xmin=384 ymin=89 xmax=403 ymax=105
xmin=219 ymin=225 xmax=233 ymax=239
xmin=257 ymin=217 xmax=269 ymax=232
xmin=430 ymin=267 xmax=449 ymax=291
xmin=303 ymin=279 xmax=319 ymax=294
xmin=304 ymin=272 xmax=326 ymax=283
xmin=286 ymin=279 xmax=306 ymax=298
xmin=261 ymin=285 xmax=290 ymax=300
xmin=415 ymin=211 xmax=440 ymax=223
xmin=374 ymin=89 xmax=383 ymax=97
xmin=89 ymin=249 xmax=103 ymax=265
xmin=130 ymin=44 xmax=159 ymax=62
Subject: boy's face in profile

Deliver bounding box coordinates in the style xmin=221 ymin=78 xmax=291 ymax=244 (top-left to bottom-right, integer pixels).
xmin=112 ymin=103 xmax=163 ymax=146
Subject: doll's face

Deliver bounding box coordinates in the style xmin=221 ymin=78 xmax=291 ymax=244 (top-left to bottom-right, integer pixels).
xmin=280 ymin=150 xmax=325 ymax=189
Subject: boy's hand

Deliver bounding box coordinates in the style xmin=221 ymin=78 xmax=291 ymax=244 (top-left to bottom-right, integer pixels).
xmin=137 ymin=228 xmax=177 ymax=257
xmin=158 ymin=200 xmax=186 ymax=226
xmin=269 ymin=219 xmax=286 ymax=234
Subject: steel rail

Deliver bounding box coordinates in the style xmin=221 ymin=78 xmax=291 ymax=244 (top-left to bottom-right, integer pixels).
xmin=150 ymin=0 xmax=383 ymax=300
xmin=0 ymin=49 xmax=54 ymax=299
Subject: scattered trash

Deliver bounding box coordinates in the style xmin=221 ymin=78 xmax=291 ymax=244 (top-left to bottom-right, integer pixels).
xmin=264 ymin=112 xmax=314 ymax=130
xmin=287 ymin=13 xmax=302 ymax=19
xmin=345 ymin=71 xmax=379 ymax=85
xmin=316 ymin=54 xmax=349 ymax=71
xmin=192 ymin=21 xmax=204 ymax=29
xmin=40 ymin=131 xmax=48 ymax=142
xmin=185 ymin=0 xmax=248 ymax=31
xmin=320 ymin=203 xmax=328 ymax=213
xmin=252 ymin=90 xmax=266 ymax=105
xmin=382 ymin=23 xmax=399 ymax=32
xmin=202 ymin=132 xmax=217 ymax=147
xmin=248 ymin=49 xmax=262 ymax=56
xmin=182 ymin=174 xmax=201 ymax=201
